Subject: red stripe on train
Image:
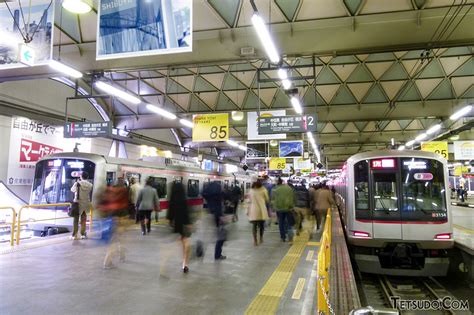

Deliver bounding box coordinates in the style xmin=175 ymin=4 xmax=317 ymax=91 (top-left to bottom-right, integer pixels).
xmin=356 ymin=219 xmax=448 ymax=224
xmin=158 ymin=198 xmax=203 ymax=210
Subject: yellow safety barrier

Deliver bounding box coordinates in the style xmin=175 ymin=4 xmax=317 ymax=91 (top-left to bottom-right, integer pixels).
xmin=317 ymin=208 xmax=332 ymax=315
xmin=0 ymin=207 xmax=16 ymax=247
xmin=16 ymin=203 xmax=71 ymax=246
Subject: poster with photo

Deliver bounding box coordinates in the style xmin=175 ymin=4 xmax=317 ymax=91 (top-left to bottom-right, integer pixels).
xmin=0 ymin=0 xmax=54 ymax=69
xmin=97 ymin=0 xmax=192 ymax=60
xmin=279 ymin=141 xmax=304 ymax=158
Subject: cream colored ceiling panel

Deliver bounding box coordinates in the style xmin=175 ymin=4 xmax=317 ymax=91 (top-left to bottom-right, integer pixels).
xmin=193 ymin=0 xmax=228 ymax=31
xmin=356 ymin=54 xmax=369 ymax=61
xmin=401 ymin=59 xmax=421 ymax=75
xmin=316 ymin=84 xmax=339 ymax=103
xmin=331 ymin=64 xmax=357 ymax=82
xmin=384 ymin=120 xmax=401 ymax=131
xmin=381 ymin=80 xmax=405 ymax=100
xmin=198 ymin=92 xmax=219 ymax=109
xmin=297 ymin=0 xmax=348 ymax=20
xmin=234 ymin=71 xmax=255 ymax=87
xmin=224 ymin=90 xmax=247 ymax=108
xmin=79 ymin=12 xmax=98 ymax=42
xmin=451 ymin=76 xmax=474 ymax=97
xmin=363 ymin=121 xmax=376 ymax=132
xmin=360 ymin=0 xmax=413 ymax=14
xmin=347 ymin=82 xmax=372 ymax=102
xmin=258 ymin=88 xmax=278 ymax=107
xmin=169 ymin=94 xmax=190 ymax=111
xmin=405 ymin=119 xmax=424 ymax=130
xmin=425 ymin=0 xmax=474 ymax=8
xmin=319 ymin=56 xmax=333 ymax=64
xmin=439 ymin=56 xmax=470 ymax=75
xmin=342 ymin=122 xmax=359 ymax=133
xmin=366 ymin=62 xmax=392 ymax=80
xmin=321 ymin=122 xmax=338 ymax=133
xmin=202 ymin=73 xmax=226 ymax=89
xmin=415 ymin=78 xmax=443 ymax=98
xmin=394 ymin=51 xmax=408 ymax=59
xmin=144 ymin=78 xmax=167 ymax=93
xmin=173 ymin=75 xmax=195 ymax=91
xmin=237 ymin=0 xmax=286 ymax=27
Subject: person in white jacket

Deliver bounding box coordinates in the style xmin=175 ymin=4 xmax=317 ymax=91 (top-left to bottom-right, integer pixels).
xmin=70 ymin=172 xmax=93 ymax=240
xmin=247 ymin=179 xmax=269 ymax=246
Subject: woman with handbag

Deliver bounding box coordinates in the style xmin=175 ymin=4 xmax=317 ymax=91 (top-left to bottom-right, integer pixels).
xmin=247 ymin=179 xmax=269 ymax=246
xmin=70 ymin=172 xmax=93 ymax=240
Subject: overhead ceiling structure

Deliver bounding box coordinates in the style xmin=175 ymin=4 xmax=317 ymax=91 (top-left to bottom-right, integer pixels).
xmin=0 ymin=0 xmax=473 ymax=169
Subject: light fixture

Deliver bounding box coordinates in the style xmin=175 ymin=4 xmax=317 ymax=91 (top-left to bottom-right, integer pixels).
xmin=406 ymin=140 xmax=415 ymax=146
xmin=278 ymin=68 xmax=287 ymax=80
xmin=49 ymin=60 xmax=82 ymax=78
xmin=449 ymin=135 xmax=460 ymax=141
xmin=426 ymin=124 xmax=441 ymax=135
xmin=290 ymin=96 xmax=302 ymax=114
xmin=95 ymin=81 xmax=141 ymax=104
xmin=227 ymin=139 xmax=239 ymax=147
xmin=398 ymin=145 xmax=406 ymax=151
xmin=238 ymin=145 xmax=247 ymax=151
xmin=282 ymin=79 xmax=292 ymax=90
xmin=450 ymin=105 xmax=472 ymax=120
xmin=179 ymin=119 xmax=194 ymax=128
xmin=269 ymin=139 xmax=278 ymax=147
xmin=415 ymin=133 xmax=427 ymax=142
xmin=231 ymin=111 xmax=244 ymax=121
xmin=306 ymin=132 xmax=314 ymax=140
xmin=146 ymin=104 xmax=176 ymax=120
xmin=251 ymin=13 xmax=280 ymax=64
xmin=62 ymin=0 xmax=92 ymax=14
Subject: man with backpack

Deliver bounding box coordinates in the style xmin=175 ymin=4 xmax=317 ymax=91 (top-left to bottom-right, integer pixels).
xmin=293 ymin=180 xmax=310 ymax=236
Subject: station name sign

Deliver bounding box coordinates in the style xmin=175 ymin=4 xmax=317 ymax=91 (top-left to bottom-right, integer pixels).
xmin=258 ymin=114 xmax=316 ymax=134
xmin=64 ymin=121 xmax=112 ymax=138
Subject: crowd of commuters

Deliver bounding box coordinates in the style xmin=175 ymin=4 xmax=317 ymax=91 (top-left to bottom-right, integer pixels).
xmin=69 ymin=172 xmax=336 ymax=272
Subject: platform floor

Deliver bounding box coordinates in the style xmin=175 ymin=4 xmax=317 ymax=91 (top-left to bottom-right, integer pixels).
xmin=0 ymin=212 xmax=322 ymax=315
xmin=452 ymin=205 xmax=474 ymax=252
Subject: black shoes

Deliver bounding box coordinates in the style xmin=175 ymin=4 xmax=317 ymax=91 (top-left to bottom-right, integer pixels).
xmin=183 ymin=266 xmax=189 ymax=273
xmin=215 ymin=255 xmax=227 ymax=260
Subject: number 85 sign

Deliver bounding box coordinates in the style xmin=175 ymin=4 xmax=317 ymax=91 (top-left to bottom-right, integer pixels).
xmin=192 ymin=113 xmax=229 ymax=142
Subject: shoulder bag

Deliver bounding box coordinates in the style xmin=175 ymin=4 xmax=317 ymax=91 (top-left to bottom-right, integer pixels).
xmin=68 ymin=183 xmax=81 ymax=217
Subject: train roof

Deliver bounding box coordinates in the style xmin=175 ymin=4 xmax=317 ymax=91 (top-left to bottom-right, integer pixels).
xmin=346 ymin=149 xmax=446 ymax=165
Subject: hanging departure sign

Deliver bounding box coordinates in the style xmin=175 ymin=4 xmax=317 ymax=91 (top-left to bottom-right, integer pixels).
xmin=64 ymin=121 xmax=112 ymax=138
xmin=258 ymin=114 xmax=316 ymax=134
xmin=192 ymin=113 xmax=229 ymax=142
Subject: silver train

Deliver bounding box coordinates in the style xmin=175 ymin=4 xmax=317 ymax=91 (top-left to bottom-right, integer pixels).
xmin=335 ymin=150 xmax=453 ymax=276
xmin=27 ymin=152 xmax=252 ymax=234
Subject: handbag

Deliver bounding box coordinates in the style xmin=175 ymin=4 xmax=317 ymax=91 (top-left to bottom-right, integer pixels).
xmin=68 ymin=183 xmax=81 ymax=217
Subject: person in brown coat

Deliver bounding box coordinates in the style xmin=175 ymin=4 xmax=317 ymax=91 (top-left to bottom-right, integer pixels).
xmin=313 ymin=183 xmax=335 ymax=230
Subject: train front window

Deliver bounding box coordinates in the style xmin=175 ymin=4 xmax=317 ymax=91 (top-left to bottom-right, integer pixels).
xmin=401 ymin=158 xmax=447 ymax=220
xmin=150 ymin=177 xmax=167 ymax=198
xmin=354 ymin=160 xmax=370 ymax=220
xmin=187 ymin=179 xmax=199 ymax=198
xmin=373 ymin=172 xmax=398 ymax=212
xmin=31 ymin=159 xmax=95 ymax=204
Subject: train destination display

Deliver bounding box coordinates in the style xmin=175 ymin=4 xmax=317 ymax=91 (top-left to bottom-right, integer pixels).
xmin=64 ymin=121 xmax=112 ymax=138
xmin=258 ymin=114 xmax=316 ymax=134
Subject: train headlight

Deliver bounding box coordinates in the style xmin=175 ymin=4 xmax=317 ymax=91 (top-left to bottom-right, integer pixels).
xmin=434 ymin=233 xmax=451 ymax=240
xmin=352 ymin=230 xmax=371 ymax=238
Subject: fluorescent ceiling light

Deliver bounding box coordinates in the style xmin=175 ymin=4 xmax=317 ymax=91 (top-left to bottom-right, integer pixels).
xmin=62 ymin=0 xmax=92 ymax=14
xmin=290 ymin=96 xmax=302 ymax=114
xmin=231 ymin=111 xmax=244 ymax=121
xmin=415 ymin=133 xmax=427 ymax=141
xmin=238 ymin=145 xmax=247 ymax=151
xmin=426 ymin=124 xmax=441 ymax=135
xmin=251 ymin=13 xmax=280 ymax=64
xmin=179 ymin=119 xmax=194 ymax=128
xmin=449 ymin=135 xmax=460 ymax=141
xmin=398 ymin=145 xmax=406 ymax=151
xmin=227 ymin=139 xmax=239 ymax=147
xmin=406 ymin=140 xmax=415 ymax=146
xmin=278 ymin=68 xmax=288 ymax=80
xmin=450 ymin=105 xmax=472 ymax=120
xmin=146 ymin=104 xmax=176 ymax=120
xmin=282 ymin=79 xmax=291 ymax=90
xmin=306 ymin=132 xmax=314 ymax=140
xmin=95 ymin=81 xmax=141 ymax=104
xmin=48 ymin=60 xmax=82 ymax=78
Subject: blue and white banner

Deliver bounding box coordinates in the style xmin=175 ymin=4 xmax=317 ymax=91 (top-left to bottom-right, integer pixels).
xmin=97 ymin=0 xmax=192 ymax=60
xmin=0 ymin=0 xmax=54 ymax=69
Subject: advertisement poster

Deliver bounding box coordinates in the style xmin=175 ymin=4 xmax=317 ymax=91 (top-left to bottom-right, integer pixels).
xmin=0 ymin=0 xmax=53 ymax=69
xmin=97 ymin=0 xmax=192 ymax=60
xmin=453 ymin=141 xmax=474 ymax=160
xmin=279 ymin=141 xmax=304 ymax=158
xmin=247 ymin=110 xmax=287 ymax=140
xmin=7 ymin=117 xmax=92 ymax=185
xmin=246 ymin=142 xmax=279 ymax=159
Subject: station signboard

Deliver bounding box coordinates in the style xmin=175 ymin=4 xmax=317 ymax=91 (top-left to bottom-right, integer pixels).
xmin=64 ymin=121 xmax=112 ymax=138
xmin=453 ymin=141 xmax=474 ymax=160
xmin=247 ymin=110 xmax=286 ymax=140
xmin=269 ymin=158 xmax=286 ymax=171
xmin=421 ymin=141 xmax=448 ymax=159
xmin=192 ymin=113 xmax=229 ymax=142
xmin=258 ymin=114 xmax=316 ymax=134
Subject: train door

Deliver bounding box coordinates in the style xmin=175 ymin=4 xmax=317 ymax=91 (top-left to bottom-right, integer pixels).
xmin=370 ymin=158 xmax=402 ymax=240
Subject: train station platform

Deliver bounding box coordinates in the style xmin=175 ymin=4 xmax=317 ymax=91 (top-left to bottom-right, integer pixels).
xmin=0 ymin=208 xmax=360 ymax=315
xmin=452 ymin=204 xmax=474 ymax=254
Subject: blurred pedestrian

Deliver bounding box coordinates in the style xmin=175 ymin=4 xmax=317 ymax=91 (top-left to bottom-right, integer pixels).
xmin=247 ymin=179 xmax=269 ymax=246
xmin=129 ymin=177 xmax=140 ymax=222
xmin=293 ymin=180 xmax=310 ymax=236
xmin=271 ymin=178 xmax=295 ymax=242
xmin=202 ymin=180 xmax=227 ymax=260
xmin=136 ymin=177 xmax=160 ymax=235
xmin=70 ymin=171 xmax=93 ymax=240
xmin=313 ymin=183 xmax=336 ymax=230
xmin=167 ymin=182 xmax=192 ymax=273
xmin=230 ymin=183 xmax=242 ymax=221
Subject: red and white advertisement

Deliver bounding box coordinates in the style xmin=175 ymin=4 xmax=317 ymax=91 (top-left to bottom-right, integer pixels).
xmin=7 ymin=117 xmax=64 ymax=186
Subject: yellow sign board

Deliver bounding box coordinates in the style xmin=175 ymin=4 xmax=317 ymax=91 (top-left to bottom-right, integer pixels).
xmin=421 ymin=141 xmax=448 ymax=159
xmin=269 ymin=158 xmax=286 ymax=170
xmin=454 ymin=166 xmax=469 ymax=176
xmin=192 ymin=113 xmax=229 ymax=142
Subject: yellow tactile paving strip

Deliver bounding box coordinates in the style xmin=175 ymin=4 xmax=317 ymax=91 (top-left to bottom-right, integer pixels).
xmin=245 ymin=231 xmax=310 ymax=315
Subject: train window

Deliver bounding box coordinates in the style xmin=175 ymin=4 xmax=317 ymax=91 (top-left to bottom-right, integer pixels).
xmin=354 ymin=161 xmax=369 ymax=218
xmin=30 ymin=159 xmax=95 ymax=205
xmin=187 ymin=179 xmax=199 ymax=198
xmin=224 ymin=180 xmax=229 ymax=190
xmin=373 ymin=172 xmax=398 ymax=212
xmin=150 ymin=177 xmax=167 ymax=198
xmin=246 ymin=182 xmax=251 ymax=190
xmin=400 ymin=158 xmax=447 ymax=221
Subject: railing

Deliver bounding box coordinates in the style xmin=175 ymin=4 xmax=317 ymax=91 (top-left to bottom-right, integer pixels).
xmin=317 ymin=208 xmax=333 ymax=315
xmin=0 ymin=207 xmax=16 ymax=247
xmin=16 ymin=203 xmax=71 ymax=245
